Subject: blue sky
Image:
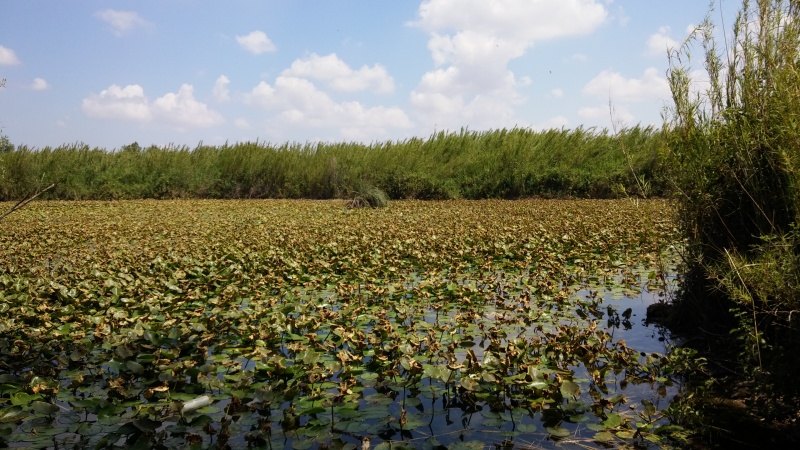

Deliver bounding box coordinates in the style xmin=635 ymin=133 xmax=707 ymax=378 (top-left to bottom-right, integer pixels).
xmin=0 ymin=0 xmax=738 ymax=150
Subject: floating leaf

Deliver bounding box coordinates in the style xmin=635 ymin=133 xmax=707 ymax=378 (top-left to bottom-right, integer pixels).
xmin=30 ymin=401 xmax=60 ymax=415
xmin=0 ymin=406 xmax=26 ymax=423
xmin=546 ymin=426 xmax=571 ymax=438
xmin=10 ymin=392 xmax=41 ymax=406
xmin=560 ymin=380 xmax=581 ymax=399
xmin=126 ymin=361 xmax=145 ymax=374
xmin=593 ymin=431 xmax=615 ymax=442
xmin=447 ymin=442 xmax=485 ymax=450
xmin=604 ymin=413 xmax=622 ymax=428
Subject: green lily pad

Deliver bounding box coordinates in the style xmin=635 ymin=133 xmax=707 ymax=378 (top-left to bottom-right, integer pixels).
xmin=30 ymin=401 xmax=60 ymax=415
xmin=10 ymin=392 xmax=41 ymax=406
xmin=593 ymin=431 xmax=615 ymax=442
xmin=546 ymin=426 xmax=571 ymax=438
xmin=0 ymin=406 xmax=26 ymax=423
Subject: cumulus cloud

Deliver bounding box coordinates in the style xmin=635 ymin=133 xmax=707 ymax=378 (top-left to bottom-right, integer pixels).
xmin=244 ymin=76 xmax=412 ymax=137
xmin=583 ymin=67 xmax=670 ymax=103
xmin=645 ymin=26 xmax=678 ymax=57
xmin=82 ymin=84 xmax=152 ymax=121
xmin=236 ymin=31 xmax=276 ymax=54
xmin=409 ymin=0 xmax=608 ymax=130
xmin=94 ymin=10 xmax=151 ymax=36
xmin=82 ymin=83 xmax=223 ymax=128
xmin=153 ymin=84 xmax=224 ymax=128
xmin=412 ymin=0 xmax=607 ymax=42
xmin=568 ymin=53 xmax=588 ymax=63
xmin=0 ymin=45 xmax=20 ymax=65
xmin=283 ymin=53 xmax=394 ymax=93
xmin=212 ymin=75 xmax=231 ymax=102
xmin=549 ymin=88 xmax=564 ymax=99
xmin=532 ymin=115 xmax=570 ymax=131
xmin=578 ymin=104 xmax=634 ymax=124
xmin=31 ymin=77 xmax=50 ymax=91
xmin=234 ymin=118 xmax=252 ymax=130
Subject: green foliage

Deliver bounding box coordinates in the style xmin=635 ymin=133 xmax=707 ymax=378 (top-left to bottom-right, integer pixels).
xmin=0 ymin=126 xmax=666 ymax=201
xmin=665 ymin=0 xmax=800 ymax=397
xmin=0 ymin=135 xmax=11 ymax=154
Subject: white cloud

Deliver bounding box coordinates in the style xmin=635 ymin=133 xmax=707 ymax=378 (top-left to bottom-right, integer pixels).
xmin=578 ymin=104 xmax=634 ymax=126
xmin=245 ymin=76 xmax=412 ymax=137
xmin=613 ymin=5 xmax=631 ymax=26
xmin=212 ymin=75 xmax=230 ymax=102
xmin=568 ymin=53 xmax=588 ymax=63
xmin=578 ymin=106 xmax=606 ymax=119
xmin=409 ymin=0 xmax=608 ymax=131
xmin=583 ymin=67 xmax=670 ymax=103
xmin=234 ymin=118 xmax=251 ymax=130
xmin=412 ymin=0 xmax=607 ymax=43
xmin=0 ymin=45 xmax=20 ymax=65
xmin=236 ymin=31 xmax=276 ymax=54
xmin=82 ymin=84 xmax=152 ymax=121
xmin=549 ymin=88 xmax=564 ymax=99
xmin=283 ymin=53 xmax=394 ymax=93
xmin=31 ymin=77 xmax=50 ymax=91
xmin=409 ymin=86 xmax=519 ymax=132
xmin=82 ymin=83 xmax=223 ymax=128
xmin=153 ymin=84 xmax=224 ymax=128
xmin=532 ymin=115 xmax=570 ymax=131
xmin=645 ymin=26 xmax=678 ymax=57
xmin=94 ymin=10 xmax=150 ymax=36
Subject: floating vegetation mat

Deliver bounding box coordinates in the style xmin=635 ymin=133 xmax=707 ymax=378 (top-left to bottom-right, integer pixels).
xmin=0 ymin=199 xmax=686 ymax=449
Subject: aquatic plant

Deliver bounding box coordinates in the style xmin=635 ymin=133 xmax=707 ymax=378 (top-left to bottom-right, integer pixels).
xmin=0 ymin=199 xmax=685 ymax=448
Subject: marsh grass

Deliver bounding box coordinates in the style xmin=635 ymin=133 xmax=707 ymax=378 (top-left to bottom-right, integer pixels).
xmin=665 ymin=0 xmax=800 ymax=419
xmin=0 ymin=126 xmax=665 ymax=201
xmin=345 ymin=183 xmax=389 ymax=209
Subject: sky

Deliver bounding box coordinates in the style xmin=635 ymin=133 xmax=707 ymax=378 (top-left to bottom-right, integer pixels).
xmin=0 ymin=0 xmax=739 ymax=150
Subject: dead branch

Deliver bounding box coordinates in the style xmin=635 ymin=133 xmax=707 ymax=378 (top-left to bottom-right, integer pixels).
xmin=0 ymin=183 xmax=56 ymax=223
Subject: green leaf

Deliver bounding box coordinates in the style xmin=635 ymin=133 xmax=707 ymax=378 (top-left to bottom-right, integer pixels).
xmin=0 ymin=406 xmax=26 ymax=423
xmin=615 ymin=430 xmax=635 ymax=439
xmin=126 ymin=361 xmax=145 ymax=374
xmin=300 ymin=406 xmax=326 ymax=416
xmin=30 ymin=401 xmax=60 ymax=415
xmin=459 ymin=376 xmax=481 ymax=392
xmin=448 ymin=442 xmax=484 ymax=450
xmin=10 ymin=392 xmax=41 ymax=406
xmin=559 ymin=380 xmax=580 ymax=399
xmin=585 ymin=422 xmax=606 ymax=431
xmin=593 ymin=431 xmax=615 ymax=442
xmin=189 ymin=414 xmax=214 ymax=427
xmin=642 ymin=399 xmax=656 ymax=417
xmin=604 ymin=413 xmax=622 ymax=428
xmin=545 ymin=426 xmax=571 ymax=438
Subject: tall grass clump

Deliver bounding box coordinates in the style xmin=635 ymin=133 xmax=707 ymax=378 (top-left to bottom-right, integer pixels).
xmin=344 ymin=183 xmax=389 ymax=209
xmin=665 ymin=0 xmax=800 ymax=400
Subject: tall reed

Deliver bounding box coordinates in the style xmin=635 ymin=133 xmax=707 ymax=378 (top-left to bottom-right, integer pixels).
xmin=0 ymin=126 xmax=664 ymax=201
xmin=665 ymin=0 xmax=800 ymax=394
